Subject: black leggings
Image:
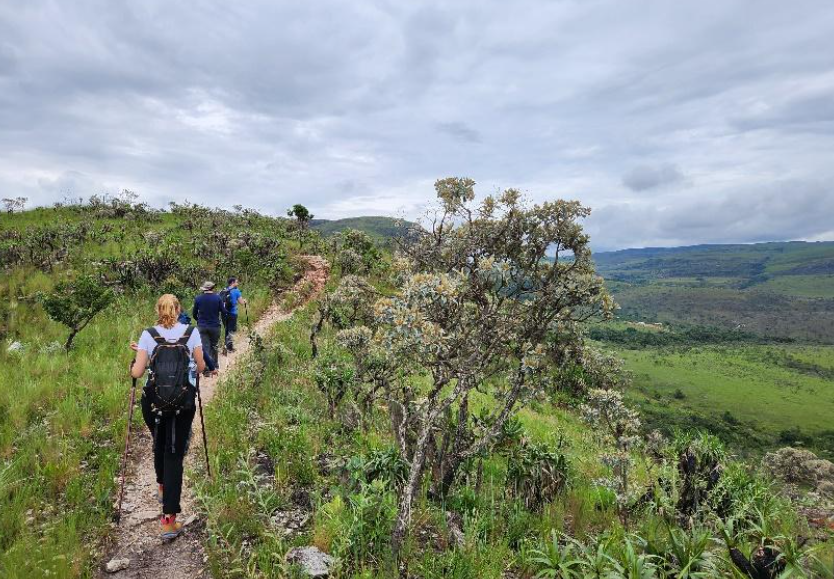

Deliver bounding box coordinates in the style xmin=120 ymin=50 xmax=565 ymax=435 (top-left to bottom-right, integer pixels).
xmin=141 ymin=392 xmax=195 ymax=515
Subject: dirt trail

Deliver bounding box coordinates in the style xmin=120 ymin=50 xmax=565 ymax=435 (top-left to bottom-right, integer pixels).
xmin=100 ymin=256 xmax=329 ymax=578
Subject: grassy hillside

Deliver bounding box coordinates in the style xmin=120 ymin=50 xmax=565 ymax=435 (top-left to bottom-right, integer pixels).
xmin=0 ymin=199 xmax=304 ymax=577
xmin=591 ymin=241 xmax=834 ymax=457
xmin=2 ymin=202 xmax=832 ymax=577
xmin=310 ymin=216 xmax=415 ymax=241
xmin=619 ymin=341 xmax=834 ymax=457
xmin=191 ymin=256 xmax=833 ymax=578
xmin=595 ymin=241 xmax=834 ymax=342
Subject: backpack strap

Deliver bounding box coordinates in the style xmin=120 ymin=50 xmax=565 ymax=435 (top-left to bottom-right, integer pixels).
xmin=146 ymin=327 xmax=166 ymax=344
xmin=177 ymin=325 xmax=195 ymax=346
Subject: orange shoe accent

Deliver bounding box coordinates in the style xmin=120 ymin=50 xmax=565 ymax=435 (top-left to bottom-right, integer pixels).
xmin=160 ymin=515 xmax=183 ymax=540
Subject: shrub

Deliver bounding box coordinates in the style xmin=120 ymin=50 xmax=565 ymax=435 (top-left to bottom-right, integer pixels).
xmin=337 ymin=248 xmax=364 ymax=275
xmin=346 ymin=448 xmax=409 ymax=491
xmin=506 ymin=441 xmax=569 ymax=511
xmin=313 ymin=354 xmax=355 ymax=418
xmin=39 ymin=274 xmax=114 ymax=350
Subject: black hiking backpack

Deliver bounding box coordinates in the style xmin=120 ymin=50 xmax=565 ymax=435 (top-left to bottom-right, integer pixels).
xmin=218 ymin=288 xmax=234 ymax=312
xmin=146 ymin=326 xmax=196 ymax=416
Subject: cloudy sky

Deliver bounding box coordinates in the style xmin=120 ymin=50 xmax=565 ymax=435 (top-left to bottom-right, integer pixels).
xmin=1 ymin=1 xmax=833 ymax=250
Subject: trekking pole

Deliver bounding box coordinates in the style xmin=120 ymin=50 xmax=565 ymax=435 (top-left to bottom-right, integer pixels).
xmin=244 ymin=302 xmax=250 ymax=328
xmin=196 ymin=373 xmax=212 ymax=478
xmin=116 ymin=363 xmax=138 ymax=523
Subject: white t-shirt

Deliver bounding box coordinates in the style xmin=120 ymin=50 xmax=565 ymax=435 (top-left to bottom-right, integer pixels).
xmin=138 ymin=323 xmax=202 ymax=359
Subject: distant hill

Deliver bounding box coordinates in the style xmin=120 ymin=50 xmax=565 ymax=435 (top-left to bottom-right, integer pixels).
xmin=310 ymin=216 xmax=416 ymax=240
xmin=593 ymin=241 xmax=834 ymax=342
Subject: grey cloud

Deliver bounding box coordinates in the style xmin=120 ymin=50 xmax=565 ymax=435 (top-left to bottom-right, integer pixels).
xmin=0 ymin=0 xmax=832 ymax=248
xmin=622 ymin=164 xmax=684 ymax=192
xmin=436 ymin=122 xmax=482 ymax=143
xmin=587 ymin=179 xmax=834 ymax=251
xmin=732 ymin=91 xmax=834 ymax=133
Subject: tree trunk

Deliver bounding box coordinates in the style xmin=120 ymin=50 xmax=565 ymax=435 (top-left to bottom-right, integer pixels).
xmin=310 ymin=311 xmax=324 ymax=358
xmin=392 ymin=421 xmax=432 ymax=560
xmin=64 ymin=327 xmax=78 ymax=351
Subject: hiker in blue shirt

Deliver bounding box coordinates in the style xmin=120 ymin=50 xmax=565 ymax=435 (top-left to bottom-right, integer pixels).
xmin=220 ymin=277 xmax=247 ymax=352
xmin=192 ymin=281 xmax=227 ymax=374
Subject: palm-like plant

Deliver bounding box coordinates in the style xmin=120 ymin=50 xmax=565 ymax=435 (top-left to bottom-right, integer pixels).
xmin=529 ymin=530 xmax=586 ymax=578
xmin=580 ymin=535 xmax=624 ymax=578
xmin=664 ymin=525 xmax=716 ymax=578
xmin=617 ymin=535 xmax=659 ymax=579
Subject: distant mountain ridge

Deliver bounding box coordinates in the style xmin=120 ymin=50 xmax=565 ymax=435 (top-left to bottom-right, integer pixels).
xmin=310 ymin=216 xmax=416 ymax=239
xmin=594 ymin=240 xmax=834 ymax=281
xmin=592 ymin=240 xmax=834 ymax=342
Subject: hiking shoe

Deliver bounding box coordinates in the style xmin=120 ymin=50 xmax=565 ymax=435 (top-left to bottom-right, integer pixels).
xmin=160 ymin=516 xmax=183 ymax=541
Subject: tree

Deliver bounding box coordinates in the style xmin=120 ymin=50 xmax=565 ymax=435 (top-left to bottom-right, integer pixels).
xmin=287 ymin=204 xmax=313 ymax=230
xmin=287 ymin=204 xmax=314 ymax=248
xmin=40 ymin=275 xmax=115 ymax=351
xmin=338 ymin=177 xmax=614 ymax=555
xmin=2 ymin=197 xmax=27 ymax=214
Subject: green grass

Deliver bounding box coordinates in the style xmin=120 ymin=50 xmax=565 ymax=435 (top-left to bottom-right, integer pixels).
xmin=756 ymin=274 xmax=834 ymax=298
xmin=0 ymin=203 xmax=302 ymax=577
xmin=619 ymin=344 xmax=834 ymax=456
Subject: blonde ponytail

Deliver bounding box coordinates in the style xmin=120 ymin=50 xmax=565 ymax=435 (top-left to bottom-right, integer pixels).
xmin=155 ymin=294 xmax=181 ymax=329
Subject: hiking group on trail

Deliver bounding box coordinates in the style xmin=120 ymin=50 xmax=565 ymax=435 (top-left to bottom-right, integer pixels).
xmin=124 ymin=278 xmax=246 ymax=541
xmin=192 ymin=278 xmax=247 ymax=373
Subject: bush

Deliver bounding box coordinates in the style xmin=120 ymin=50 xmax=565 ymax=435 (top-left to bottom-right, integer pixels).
xmin=506 ymin=441 xmax=569 ymax=511
xmin=346 ymin=447 xmax=409 ymax=491
xmin=39 ymin=274 xmax=114 ymax=350
xmin=325 ymin=480 xmax=397 ymax=571
xmin=313 ymin=354 xmax=355 ymax=418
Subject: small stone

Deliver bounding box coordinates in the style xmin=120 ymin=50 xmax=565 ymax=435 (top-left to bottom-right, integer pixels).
xmin=127 ymin=510 xmax=160 ymax=526
xmin=183 ymin=514 xmax=199 ymax=527
xmin=286 ymin=546 xmax=334 ymax=577
xmin=105 ymin=558 xmax=130 ymax=573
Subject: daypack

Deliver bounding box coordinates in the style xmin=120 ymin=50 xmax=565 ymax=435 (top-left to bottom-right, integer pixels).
xmin=146 ymin=326 xmax=196 ymax=417
xmin=218 ymin=288 xmax=234 ymax=312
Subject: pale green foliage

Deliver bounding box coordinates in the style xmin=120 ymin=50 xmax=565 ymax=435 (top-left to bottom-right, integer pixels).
xmin=329 ymin=275 xmax=377 ymax=327
xmin=337 ymin=177 xmax=615 ymax=548
xmin=337 ymin=228 xmax=382 ymax=274
xmin=337 ymin=247 xmax=365 ymax=275
xmin=582 ymin=387 xmax=642 ymax=518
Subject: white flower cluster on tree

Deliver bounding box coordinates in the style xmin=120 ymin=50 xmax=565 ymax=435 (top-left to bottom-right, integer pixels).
xmin=318 ymin=177 xmax=617 ymax=553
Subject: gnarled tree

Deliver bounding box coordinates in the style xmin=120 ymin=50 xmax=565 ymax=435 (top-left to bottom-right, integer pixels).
xmin=339 ymin=178 xmax=615 ymax=555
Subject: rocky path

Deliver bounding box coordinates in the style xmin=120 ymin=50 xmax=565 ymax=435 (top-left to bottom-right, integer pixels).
xmin=100 ymin=256 xmax=329 ymax=578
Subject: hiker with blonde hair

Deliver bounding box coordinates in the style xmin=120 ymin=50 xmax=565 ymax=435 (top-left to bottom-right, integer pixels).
xmin=129 ymin=294 xmax=208 ymax=539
